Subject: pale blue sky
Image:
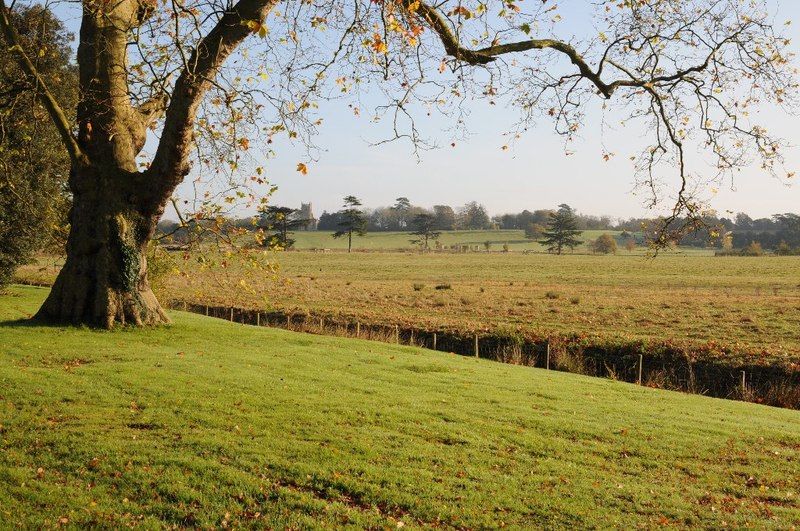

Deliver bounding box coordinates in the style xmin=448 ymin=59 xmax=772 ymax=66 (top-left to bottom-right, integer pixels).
xmin=48 ymin=0 xmax=800 ymax=220
xmin=223 ymin=0 xmax=800 ymax=220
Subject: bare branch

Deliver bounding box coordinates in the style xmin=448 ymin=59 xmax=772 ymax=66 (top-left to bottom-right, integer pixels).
xmin=148 ymin=0 xmax=279 ymax=206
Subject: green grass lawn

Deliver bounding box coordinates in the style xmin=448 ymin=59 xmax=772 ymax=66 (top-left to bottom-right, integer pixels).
xmin=1 ymin=286 xmax=799 ymax=528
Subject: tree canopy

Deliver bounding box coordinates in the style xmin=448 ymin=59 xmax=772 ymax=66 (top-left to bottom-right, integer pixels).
xmin=409 ymin=212 xmax=440 ymax=250
xmin=540 ymin=204 xmax=583 ymax=255
xmin=332 ymin=195 xmax=367 ymax=252
xmin=0 ymin=0 xmax=796 ymax=326
xmin=258 ymin=206 xmax=309 ymax=249
xmin=592 ymin=233 xmax=618 ymax=255
xmin=0 ymin=5 xmax=76 ymax=287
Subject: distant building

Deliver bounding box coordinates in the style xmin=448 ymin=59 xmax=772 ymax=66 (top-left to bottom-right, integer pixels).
xmin=299 ymin=202 xmax=318 ymax=231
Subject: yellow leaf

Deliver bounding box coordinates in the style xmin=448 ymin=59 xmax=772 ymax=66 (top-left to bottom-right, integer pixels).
xmin=296 ymin=162 xmax=308 ymax=175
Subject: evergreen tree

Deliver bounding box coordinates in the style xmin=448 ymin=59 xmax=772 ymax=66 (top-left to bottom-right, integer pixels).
xmin=0 ymin=6 xmax=76 ymax=287
xmin=332 ymin=196 xmax=367 ymax=253
xmin=258 ymin=206 xmax=309 ymax=250
xmin=409 ymin=213 xmax=440 ymax=250
xmin=540 ymin=204 xmax=583 ymax=255
xmin=391 ymin=197 xmax=412 ymax=230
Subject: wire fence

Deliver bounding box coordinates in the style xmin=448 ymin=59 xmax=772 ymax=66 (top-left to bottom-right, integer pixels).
xmin=169 ymin=299 xmax=800 ymax=409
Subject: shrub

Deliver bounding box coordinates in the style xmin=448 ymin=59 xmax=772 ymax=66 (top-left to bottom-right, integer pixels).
xmin=524 ymin=223 xmax=545 ymax=240
xmin=434 ymin=283 xmax=452 ymax=290
xmin=592 ymin=233 xmax=618 ymax=254
xmin=741 ymin=241 xmax=764 ymax=256
xmin=412 ymin=283 xmax=425 ymax=291
xmin=775 ymin=241 xmax=794 ymax=256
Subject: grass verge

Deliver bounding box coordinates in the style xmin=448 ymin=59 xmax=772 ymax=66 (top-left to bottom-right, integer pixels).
xmin=1 ymin=286 xmax=799 ymax=528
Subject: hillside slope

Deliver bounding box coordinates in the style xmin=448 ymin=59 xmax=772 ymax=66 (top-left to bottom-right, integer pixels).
xmin=1 ymin=286 xmax=798 ymax=528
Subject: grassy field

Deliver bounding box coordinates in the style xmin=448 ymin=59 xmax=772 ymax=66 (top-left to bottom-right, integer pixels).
xmin=142 ymin=251 xmax=800 ymax=368
xmin=1 ymin=285 xmax=799 ymax=528
xmin=286 ymin=229 xmax=713 ymax=254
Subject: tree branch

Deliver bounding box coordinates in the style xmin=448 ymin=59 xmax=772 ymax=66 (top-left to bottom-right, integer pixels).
xmin=136 ymin=86 xmax=171 ymax=129
xmin=148 ymin=0 xmax=278 ymax=207
xmin=406 ymin=0 xmax=615 ymax=97
xmin=0 ymin=0 xmax=84 ymax=165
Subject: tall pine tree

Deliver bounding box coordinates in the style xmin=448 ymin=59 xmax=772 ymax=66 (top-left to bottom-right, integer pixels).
xmin=540 ymin=204 xmax=583 ymax=255
xmin=332 ymin=196 xmax=367 ymax=253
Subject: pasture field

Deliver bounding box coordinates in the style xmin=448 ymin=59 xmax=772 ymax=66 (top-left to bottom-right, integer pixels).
xmin=291 ymin=229 xmax=553 ymax=251
xmin=150 ymin=251 xmax=800 ymax=367
xmin=285 ymin=229 xmax=712 ymax=254
xmin=1 ymin=286 xmax=798 ymax=528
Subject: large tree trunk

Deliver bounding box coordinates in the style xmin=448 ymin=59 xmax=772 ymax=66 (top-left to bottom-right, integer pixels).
xmin=33 ymin=0 xmax=172 ymax=328
xmin=4 ymin=0 xmax=278 ymax=328
xmin=36 ymin=165 xmax=169 ymax=327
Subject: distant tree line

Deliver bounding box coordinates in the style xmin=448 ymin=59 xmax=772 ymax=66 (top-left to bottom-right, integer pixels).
xmin=155 ymin=198 xmax=800 ymax=255
xmin=318 ymin=199 xmax=491 ymax=232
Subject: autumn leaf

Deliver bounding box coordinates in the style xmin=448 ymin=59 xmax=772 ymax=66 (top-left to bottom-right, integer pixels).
xmin=447 ymin=6 xmax=473 ymax=18
xmin=371 ymin=33 xmax=388 ymax=54
xmin=296 ymin=163 xmax=308 ymax=175
xmin=243 ymin=19 xmax=269 ymax=39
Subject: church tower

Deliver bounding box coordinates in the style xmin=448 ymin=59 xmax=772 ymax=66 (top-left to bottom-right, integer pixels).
xmin=299 ymin=202 xmax=318 ymax=230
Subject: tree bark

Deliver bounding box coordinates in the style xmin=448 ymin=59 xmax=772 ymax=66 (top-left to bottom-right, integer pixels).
xmin=31 ymin=0 xmax=172 ymax=327
xmin=36 ymin=165 xmax=169 ymax=327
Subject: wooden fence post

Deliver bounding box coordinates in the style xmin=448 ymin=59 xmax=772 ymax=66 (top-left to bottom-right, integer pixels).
xmin=432 ymin=332 xmax=437 ymax=351
xmin=205 ymin=305 xmax=209 ymax=316
xmin=637 ymin=354 xmax=643 ymax=385
xmin=356 ymin=322 xmax=360 ymax=338
xmin=395 ymin=325 xmax=400 ymax=344
xmin=474 ymin=335 xmax=479 ymax=358
xmin=546 ymin=343 xmax=550 ymax=370
xmin=741 ymin=371 xmax=747 ymax=394
xmin=256 ymin=313 xmax=260 ymax=327
xmin=230 ymin=308 xmax=234 ymax=322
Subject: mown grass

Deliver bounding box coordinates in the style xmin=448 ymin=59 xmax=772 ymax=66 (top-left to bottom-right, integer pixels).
xmin=1 ymin=286 xmax=799 ymax=528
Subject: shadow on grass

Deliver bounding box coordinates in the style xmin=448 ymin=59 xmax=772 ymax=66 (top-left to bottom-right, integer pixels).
xmin=0 ymin=310 xmax=82 ymax=330
xmin=0 ymin=316 xmax=60 ymax=329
